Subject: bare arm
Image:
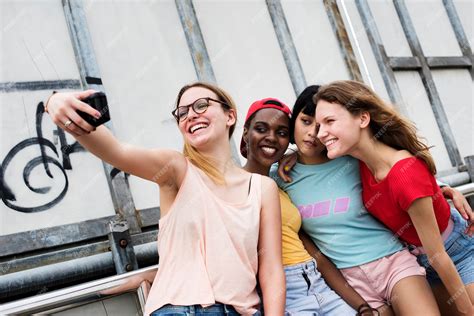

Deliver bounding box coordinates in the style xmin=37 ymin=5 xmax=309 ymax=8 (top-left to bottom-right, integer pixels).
xmin=46 ymin=90 xmax=185 ymax=185
xmin=258 ymin=178 xmax=285 ymax=315
xmin=299 ymin=231 xmax=367 ymax=310
xmin=100 ymin=269 xmax=157 ymax=296
xmin=408 ymin=197 xmax=473 ymax=315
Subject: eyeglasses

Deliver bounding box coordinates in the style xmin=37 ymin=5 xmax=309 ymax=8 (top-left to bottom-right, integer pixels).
xmin=172 ymin=97 xmax=229 ymax=122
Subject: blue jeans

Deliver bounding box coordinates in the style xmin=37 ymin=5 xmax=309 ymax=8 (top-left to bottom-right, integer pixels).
xmin=151 ymin=303 xmax=260 ymax=316
xmin=284 ymin=259 xmax=355 ymax=315
xmin=414 ymin=209 xmax=474 ymax=285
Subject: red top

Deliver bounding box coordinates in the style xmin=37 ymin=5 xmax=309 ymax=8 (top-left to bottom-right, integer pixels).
xmin=359 ymin=157 xmax=450 ymax=246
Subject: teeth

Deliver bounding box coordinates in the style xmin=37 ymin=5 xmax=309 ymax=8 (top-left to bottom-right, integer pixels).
xmin=325 ymin=139 xmax=337 ymax=146
xmin=261 ymin=147 xmax=276 ymax=155
xmin=190 ymin=123 xmax=208 ymax=134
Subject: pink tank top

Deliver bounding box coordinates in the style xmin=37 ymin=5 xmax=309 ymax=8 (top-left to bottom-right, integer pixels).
xmin=144 ymin=160 xmax=262 ymax=315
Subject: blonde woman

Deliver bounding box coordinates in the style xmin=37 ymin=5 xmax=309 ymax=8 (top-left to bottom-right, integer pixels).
xmin=44 ymin=82 xmax=285 ymax=315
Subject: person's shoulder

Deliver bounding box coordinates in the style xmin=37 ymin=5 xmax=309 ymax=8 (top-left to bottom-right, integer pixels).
xmin=260 ymin=174 xmax=278 ymax=194
xmin=392 ymin=150 xmax=412 ymax=162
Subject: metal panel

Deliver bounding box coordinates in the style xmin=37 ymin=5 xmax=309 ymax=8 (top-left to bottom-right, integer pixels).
xmin=393 ymin=0 xmax=462 ymax=167
xmin=0 ymin=215 xmax=113 ymax=258
xmin=174 ymin=0 xmax=240 ymax=164
xmin=323 ymin=0 xmax=362 ymax=81
xmin=0 ymin=206 xmax=158 ymax=258
xmin=427 ymin=56 xmax=472 ymax=69
xmin=0 ymin=230 xmax=158 ymax=276
xmin=443 ymin=0 xmax=474 ymax=79
xmin=0 ymin=80 xmax=81 ymax=93
xmin=266 ymin=0 xmax=307 ymax=95
xmin=389 ymin=57 xmax=421 ymax=70
xmin=355 ymin=0 xmax=408 ymax=116
xmin=62 ymin=0 xmax=140 ymax=232
xmin=0 ymin=265 xmax=157 ymax=314
xmin=0 ymin=241 xmax=158 ymax=302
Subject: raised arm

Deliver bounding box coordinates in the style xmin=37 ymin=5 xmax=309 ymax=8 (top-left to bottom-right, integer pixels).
xmin=45 ymin=90 xmax=185 ymax=185
xmin=258 ymin=177 xmax=285 ymax=315
xmin=408 ymin=197 xmax=473 ymax=315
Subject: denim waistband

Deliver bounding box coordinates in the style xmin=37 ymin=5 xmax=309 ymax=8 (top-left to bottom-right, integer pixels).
xmin=156 ymin=303 xmax=236 ymax=313
xmin=284 ymin=258 xmax=316 ymax=276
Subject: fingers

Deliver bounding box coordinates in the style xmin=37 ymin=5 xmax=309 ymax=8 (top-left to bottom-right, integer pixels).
xmin=465 ymin=223 xmax=474 ymax=236
xmin=72 ymin=97 xmax=101 ymax=122
xmin=55 ymin=114 xmax=82 ymax=137
xmin=74 ymin=89 xmax=96 ymax=100
xmin=46 ymin=90 xmax=100 ymax=136
xmin=65 ymin=110 xmax=95 ymax=134
xmin=453 ymin=197 xmax=468 ymax=220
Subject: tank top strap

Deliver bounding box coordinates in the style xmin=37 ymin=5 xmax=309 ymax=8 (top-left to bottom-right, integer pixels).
xmin=248 ymin=172 xmax=262 ymax=209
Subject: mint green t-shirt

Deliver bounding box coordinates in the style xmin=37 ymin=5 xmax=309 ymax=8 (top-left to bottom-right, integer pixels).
xmin=271 ymin=156 xmax=403 ymax=268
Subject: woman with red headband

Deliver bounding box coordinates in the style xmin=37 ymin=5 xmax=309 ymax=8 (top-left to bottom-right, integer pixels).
xmin=240 ymin=97 xmax=373 ymax=315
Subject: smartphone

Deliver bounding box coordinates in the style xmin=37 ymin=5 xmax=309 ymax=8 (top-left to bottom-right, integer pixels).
xmin=78 ymin=92 xmax=110 ymax=127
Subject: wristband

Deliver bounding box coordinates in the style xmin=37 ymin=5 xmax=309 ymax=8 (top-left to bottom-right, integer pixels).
xmin=44 ymin=90 xmax=57 ymax=113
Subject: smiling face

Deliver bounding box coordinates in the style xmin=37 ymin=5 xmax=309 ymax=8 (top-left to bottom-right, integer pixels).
xmin=177 ymin=86 xmax=235 ymax=149
xmin=244 ymin=108 xmax=290 ymax=169
xmin=315 ymin=99 xmax=362 ymax=159
xmin=293 ymin=110 xmax=326 ymax=162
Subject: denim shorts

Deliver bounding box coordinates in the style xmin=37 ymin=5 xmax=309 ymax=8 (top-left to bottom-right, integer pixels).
xmin=413 ymin=209 xmax=474 ymax=285
xmin=150 ymin=303 xmax=261 ymax=316
xmin=284 ymin=259 xmax=355 ymax=315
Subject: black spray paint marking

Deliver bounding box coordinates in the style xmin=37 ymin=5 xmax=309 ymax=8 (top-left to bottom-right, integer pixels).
xmin=0 ymin=102 xmax=85 ymax=213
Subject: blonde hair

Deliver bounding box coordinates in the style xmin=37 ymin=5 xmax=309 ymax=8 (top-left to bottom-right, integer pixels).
xmin=314 ymin=80 xmax=436 ymax=174
xmin=175 ymin=82 xmax=237 ymax=184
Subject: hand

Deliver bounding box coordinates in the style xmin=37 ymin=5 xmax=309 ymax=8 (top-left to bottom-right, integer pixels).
xmin=45 ymin=90 xmax=101 ymax=137
xmin=441 ymin=186 xmax=474 ymax=236
xmin=277 ymin=150 xmax=297 ymax=183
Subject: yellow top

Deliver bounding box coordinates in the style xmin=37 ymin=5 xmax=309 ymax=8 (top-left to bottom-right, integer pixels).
xmin=280 ymin=189 xmax=313 ymax=266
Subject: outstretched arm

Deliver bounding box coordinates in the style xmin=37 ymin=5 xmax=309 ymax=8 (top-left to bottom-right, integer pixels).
xmin=258 ymin=178 xmax=285 ymax=315
xmin=45 ymin=90 xmax=185 ymax=185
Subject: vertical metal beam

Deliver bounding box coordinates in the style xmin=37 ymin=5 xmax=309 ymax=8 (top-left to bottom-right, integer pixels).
xmin=175 ymin=0 xmax=241 ymax=164
xmin=393 ymin=0 xmax=462 ymax=167
xmin=324 ymin=0 xmax=363 ymax=82
xmin=442 ymin=0 xmax=473 ymax=79
xmin=175 ymin=0 xmax=216 ymax=83
xmin=266 ymin=0 xmax=306 ymax=96
xmin=108 ymin=220 xmax=138 ymax=274
xmin=62 ymin=0 xmax=141 ymax=233
xmin=355 ymin=0 xmax=408 ymax=117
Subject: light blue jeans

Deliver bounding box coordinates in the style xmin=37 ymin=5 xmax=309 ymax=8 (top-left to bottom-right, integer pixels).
xmin=414 ymin=209 xmax=474 ymax=285
xmin=284 ymin=259 xmax=356 ymax=315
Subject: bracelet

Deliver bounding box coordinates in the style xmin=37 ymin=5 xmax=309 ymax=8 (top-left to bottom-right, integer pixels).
xmin=44 ymin=90 xmax=57 ymax=113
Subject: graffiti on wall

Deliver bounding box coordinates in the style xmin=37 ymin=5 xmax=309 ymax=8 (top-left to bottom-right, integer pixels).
xmin=0 ymin=101 xmax=85 ymax=213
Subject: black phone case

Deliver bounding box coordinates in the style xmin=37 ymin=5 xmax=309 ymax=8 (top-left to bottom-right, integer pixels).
xmin=77 ymin=92 xmax=110 ymax=127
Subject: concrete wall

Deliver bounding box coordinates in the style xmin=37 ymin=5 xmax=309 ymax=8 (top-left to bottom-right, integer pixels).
xmin=1 ymin=0 xmax=472 ymax=236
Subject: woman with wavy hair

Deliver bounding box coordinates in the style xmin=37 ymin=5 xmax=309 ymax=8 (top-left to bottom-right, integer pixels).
xmin=44 ymin=82 xmax=285 ymax=315
xmin=314 ymin=80 xmax=474 ymax=316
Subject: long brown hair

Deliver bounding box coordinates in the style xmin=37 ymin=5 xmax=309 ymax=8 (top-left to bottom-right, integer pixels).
xmin=314 ymin=80 xmax=436 ymax=174
xmin=175 ymin=82 xmax=238 ymax=184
